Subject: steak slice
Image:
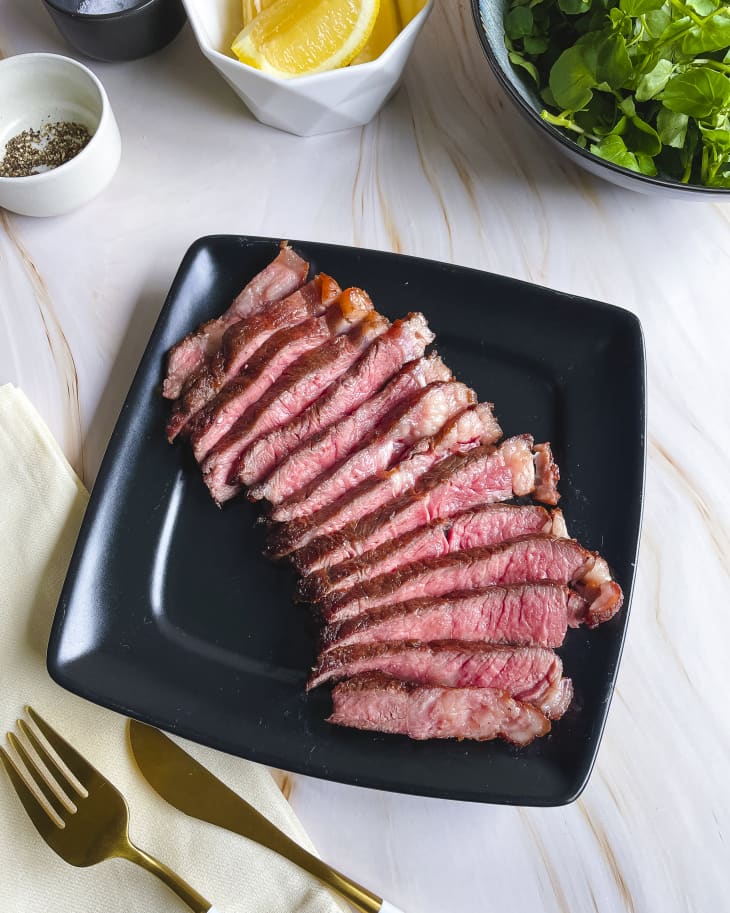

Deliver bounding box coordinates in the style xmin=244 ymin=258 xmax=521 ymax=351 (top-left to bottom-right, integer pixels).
xmin=163 ymin=242 xmax=308 ymax=399
xmin=328 ymin=673 xmax=552 ymax=745
xmin=166 ymin=274 xmax=340 ymax=441
xmin=533 ymin=442 xmax=561 ymax=506
xmin=286 ymin=434 xmax=542 ymax=571
xmin=243 ymin=314 xmax=435 ymax=492
xmin=272 ymin=404 xmax=501 ymax=564
xmin=188 ymin=288 xmax=369 ymax=462
xmin=201 ymin=307 xmax=389 ymax=503
xmin=318 ymin=535 xmax=623 ymax=624
xmin=320 ymin=584 xmax=589 ymax=653
xmin=309 ymin=641 xmax=571 ymax=720
xmin=261 ymin=353 xmax=452 ymax=510
xmin=300 ymin=504 xmax=565 ymax=600
xmin=275 ymin=381 xmax=476 ymax=523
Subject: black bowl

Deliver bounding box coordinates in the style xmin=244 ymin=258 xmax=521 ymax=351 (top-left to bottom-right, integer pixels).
xmin=471 ymin=0 xmax=730 ymax=199
xmin=43 ymin=0 xmax=186 ymax=62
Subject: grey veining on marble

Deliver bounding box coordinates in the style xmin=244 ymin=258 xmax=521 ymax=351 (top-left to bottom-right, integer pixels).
xmin=1 ymin=1 xmax=728 ymax=910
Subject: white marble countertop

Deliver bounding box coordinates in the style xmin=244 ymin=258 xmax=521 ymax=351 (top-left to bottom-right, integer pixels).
xmin=2 ymin=1 xmax=729 ymax=911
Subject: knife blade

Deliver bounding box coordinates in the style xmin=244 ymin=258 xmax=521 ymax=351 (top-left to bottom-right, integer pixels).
xmin=128 ymin=720 xmax=402 ymax=913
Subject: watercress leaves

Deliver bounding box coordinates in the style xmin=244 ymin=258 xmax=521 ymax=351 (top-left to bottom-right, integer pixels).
xmin=590 ymin=134 xmax=642 ymax=169
xmin=505 ymin=6 xmax=534 ymax=40
xmin=625 ymin=113 xmax=663 ymax=154
xmin=635 ymin=59 xmax=674 ymax=101
xmin=504 ymin=0 xmax=730 ymax=186
xmin=686 ymin=0 xmax=719 ymax=15
xmin=657 ymin=107 xmax=690 ymax=146
xmin=549 ymin=44 xmax=596 ymax=109
xmin=559 ymin=0 xmax=592 ymax=14
xmin=595 ymin=32 xmax=633 ymax=85
xmin=509 ymin=51 xmax=540 ymax=83
xmin=675 ymin=13 xmax=730 ymax=55
xmin=619 ymin=0 xmax=664 ymax=15
xmin=662 ymin=67 xmax=730 ymax=118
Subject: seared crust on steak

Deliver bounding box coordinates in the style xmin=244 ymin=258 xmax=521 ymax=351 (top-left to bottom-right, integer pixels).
xmin=533 ymin=442 xmax=560 ymax=506
xmin=299 ymin=504 xmax=563 ymax=601
xmin=201 ymin=301 xmax=387 ymax=503
xmin=319 ymin=584 xmax=589 ymax=653
xmin=241 ymin=314 xmax=435 ymax=490
xmin=328 ymin=673 xmax=552 ymax=745
xmin=163 ymin=242 xmax=308 ymax=399
xmin=284 ymin=435 xmax=543 ymax=571
xmin=260 ymin=353 xmax=452 ymax=510
xmin=317 ymin=535 xmax=620 ymax=624
xmin=185 ymin=282 xmax=350 ymax=460
xmin=167 ymin=274 xmax=340 ymax=441
xmin=274 ymin=381 xmax=476 ymax=523
xmin=309 ymin=640 xmax=572 ymax=720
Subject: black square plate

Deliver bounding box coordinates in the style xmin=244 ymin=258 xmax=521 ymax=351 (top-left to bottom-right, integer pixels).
xmin=48 ymin=236 xmax=645 ymax=806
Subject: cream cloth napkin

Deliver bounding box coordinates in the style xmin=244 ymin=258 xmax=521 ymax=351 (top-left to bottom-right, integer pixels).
xmin=0 ymin=383 xmax=348 ymax=913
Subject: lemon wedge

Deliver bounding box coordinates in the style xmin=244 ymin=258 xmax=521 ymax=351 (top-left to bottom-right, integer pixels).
xmin=351 ymin=0 xmax=401 ymax=64
xmin=397 ymin=0 xmax=426 ymax=26
xmin=232 ymin=0 xmax=381 ymax=77
xmin=242 ymin=0 xmax=271 ymax=26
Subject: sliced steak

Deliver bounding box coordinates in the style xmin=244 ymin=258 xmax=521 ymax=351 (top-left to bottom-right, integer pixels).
xmin=577 ymin=554 xmax=625 ymax=627
xmin=262 ymin=353 xmax=452 ymax=510
xmin=286 ymin=433 xmax=541 ymax=571
xmin=318 ymin=535 xmax=622 ymax=624
xmin=328 ymin=673 xmax=552 ymax=745
xmin=309 ymin=641 xmax=571 ymax=720
xmin=276 ymin=381 xmax=476 ymax=523
xmin=188 ymin=288 xmax=369 ymax=462
xmin=300 ymin=504 xmax=564 ymax=600
xmin=166 ymin=274 xmax=340 ymax=441
xmin=201 ymin=307 xmax=389 ymax=503
xmin=163 ymin=243 xmax=308 ymax=399
xmin=533 ymin=442 xmax=561 ymax=506
xmin=272 ymin=404 xmax=501 ymax=565
xmin=320 ymin=584 xmax=588 ymax=653
xmin=243 ymin=314 xmax=435 ymax=492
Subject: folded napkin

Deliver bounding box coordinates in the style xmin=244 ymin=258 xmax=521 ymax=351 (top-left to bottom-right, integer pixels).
xmin=0 ymin=384 xmax=347 ymax=913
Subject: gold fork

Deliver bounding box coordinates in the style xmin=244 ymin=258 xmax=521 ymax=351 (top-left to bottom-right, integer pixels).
xmin=0 ymin=707 xmax=220 ymax=912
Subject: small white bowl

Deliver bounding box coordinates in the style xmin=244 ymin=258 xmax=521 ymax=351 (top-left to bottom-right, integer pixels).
xmin=181 ymin=0 xmax=434 ymax=136
xmin=0 ymin=53 xmax=121 ymax=218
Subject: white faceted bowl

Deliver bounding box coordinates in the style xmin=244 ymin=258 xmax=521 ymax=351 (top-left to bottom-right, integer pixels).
xmin=181 ymin=0 xmax=434 ymax=136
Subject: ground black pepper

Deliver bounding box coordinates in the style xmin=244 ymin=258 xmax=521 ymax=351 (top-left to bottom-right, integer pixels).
xmin=0 ymin=121 xmax=92 ymax=178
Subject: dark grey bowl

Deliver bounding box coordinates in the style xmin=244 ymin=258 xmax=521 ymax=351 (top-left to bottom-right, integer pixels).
xmin=43 ymin=0 xmax=186 ymax=62
xmin=471 ymin=0 xmax=730 ymax=199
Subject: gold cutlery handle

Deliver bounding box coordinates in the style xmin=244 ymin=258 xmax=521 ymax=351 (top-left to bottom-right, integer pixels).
xmin=122 ymin=842 xmax=214 ymax=913
xmin=240 ymin=814 xmax=382 ymax=913
xmin=126 ymin=720 xmax=395 ymax=911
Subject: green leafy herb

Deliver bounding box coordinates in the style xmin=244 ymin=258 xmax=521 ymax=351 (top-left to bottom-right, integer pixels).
xmin=662 ymin=67 xmax=730 ymax=117
xmin=657 ymin=108 xmax=690 ymax=146
xmin=635 ymin=59 xmax=674 ymax=101
xmin=505 ymin=5 xmax=535 ymax=38
xmin=503 ymin=0 xmax=730 ymax=186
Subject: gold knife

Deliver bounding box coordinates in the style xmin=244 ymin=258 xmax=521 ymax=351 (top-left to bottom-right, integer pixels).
xmin=128 ymin=720 xmax=404 ymax=913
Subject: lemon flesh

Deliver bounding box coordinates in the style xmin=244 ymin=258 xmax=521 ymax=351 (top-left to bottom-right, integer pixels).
xmin=397 ymin=0 xmax=426 ymax=26
xmin=351 ymin=0 xmax=401 ymax=64
xmin=232 ymin=0 xmax=381 ymax=78
xmin=242 ymin=0 xmax=272 ymax=27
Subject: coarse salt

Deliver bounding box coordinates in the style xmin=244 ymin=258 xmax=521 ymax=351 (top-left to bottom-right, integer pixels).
xmin=77 ymin=0 xmax=141 ymax=13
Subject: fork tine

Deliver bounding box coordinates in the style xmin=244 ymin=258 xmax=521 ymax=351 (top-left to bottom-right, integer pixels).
xmin=18 ymin=720 xmax=89 ymax=811
xmin=11 ymin=728 xmax=77 ymax=814
xmin=0 ymin=745 xmax=65 ymax=830
xmin=25 ymin=706 xmax=95 ymax=792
